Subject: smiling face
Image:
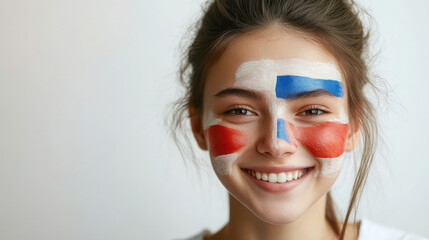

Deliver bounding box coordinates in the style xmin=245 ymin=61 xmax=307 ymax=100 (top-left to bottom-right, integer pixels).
xmin=191 ymin=27 xmax=358 ymax=224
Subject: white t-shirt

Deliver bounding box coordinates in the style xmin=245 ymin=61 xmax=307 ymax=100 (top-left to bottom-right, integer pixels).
xmin=358 ymin=219 xmax=427 ymax=240
xmin=180 ymin=219 xmax=427 ymax=240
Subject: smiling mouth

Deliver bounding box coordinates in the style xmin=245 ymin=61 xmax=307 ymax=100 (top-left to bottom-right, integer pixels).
xmin=242 ymin=168 xmax=311 ymax=183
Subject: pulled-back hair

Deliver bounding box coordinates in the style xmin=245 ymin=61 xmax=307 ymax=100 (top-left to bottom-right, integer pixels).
xmin=171 ymin=0 xmax=377 ymax=239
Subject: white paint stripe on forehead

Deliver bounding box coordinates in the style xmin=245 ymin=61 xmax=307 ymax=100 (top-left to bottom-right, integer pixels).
xmin=234 ymin=59 xmax=278 ymax=91
xmin=275 ymin=58 xmax=342 ymax=80
xmin=235 ymin=58 xmax=342 ymax=86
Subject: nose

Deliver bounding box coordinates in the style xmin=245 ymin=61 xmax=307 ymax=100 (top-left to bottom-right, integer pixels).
xmin=257 ymin=118 xmax=298 ymax=158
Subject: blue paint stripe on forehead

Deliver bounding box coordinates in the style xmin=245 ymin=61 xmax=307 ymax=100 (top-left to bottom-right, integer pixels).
xmin=275 ymin=75 xmax=344 ymax=99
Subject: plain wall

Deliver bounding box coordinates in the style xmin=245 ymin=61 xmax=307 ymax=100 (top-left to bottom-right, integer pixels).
xmin=0 ymin=0 xmax=428 ymax=239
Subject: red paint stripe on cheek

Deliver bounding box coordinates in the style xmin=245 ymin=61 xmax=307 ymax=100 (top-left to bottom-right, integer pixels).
xmin=290 ymin=122 xmax=348 ymax=158
xmin=206 ymin=125 xmax=246 ymax=157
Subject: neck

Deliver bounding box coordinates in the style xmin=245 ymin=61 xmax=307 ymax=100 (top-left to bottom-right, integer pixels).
xmin=217 ymin=194 xmax=336 ymax=240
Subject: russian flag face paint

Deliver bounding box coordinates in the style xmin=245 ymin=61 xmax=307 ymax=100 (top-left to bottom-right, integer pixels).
xmin=276 ymin=75 xmax=344 ymax=99
xmin=276 ymin=118 xmax=290 ymax=143
xmin=203 ymin=108 xmax=247 ymax=175
xmin=289 ymin=122 xmax=348 ymax=158
xmin=205 ymin=124 xmax=247 ymax=175
xmin=233 ymin=59 xmax=349 ymax=177
xmin=203 ymin=59 xmax=349 ymax=177
xmin=197 ymin=29 xmax=359 ymax=225
xmin=289 ymin=121 xmax=348 ymax=176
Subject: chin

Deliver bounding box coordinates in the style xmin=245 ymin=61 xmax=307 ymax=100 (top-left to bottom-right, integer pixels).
xmin=220 ymin=166 xmax=335 ymax=226
xmin=244 ymin=197 xmax=309 ymax=225
xmin=254 ymin=210 xmax=303 ymax=225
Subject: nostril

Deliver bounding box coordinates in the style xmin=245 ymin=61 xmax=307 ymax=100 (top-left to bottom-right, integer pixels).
xmin=256 ymin=118 xmax=298 ymax=157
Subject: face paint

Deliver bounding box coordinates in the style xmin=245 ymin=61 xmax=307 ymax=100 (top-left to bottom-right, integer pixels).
xmin=289 ymin=122 xmax=348 ymax=158
xmin=205 ymin=124 xmax=247 ymax=175
xmin=203 ymin=110 xmax=221 ymax=130
xmin=203 ymin=110 xmax=247 ymax=175
xmin=276 ymin=118 xmax=290 ymax=143
xmin=234 ymin=59 xmax=348 ymax=177
xmin=235 ymin=60 xmax=284 ymax=148
xmin=235 ymin=59 xmax=343 ymax=148
xmin=297 ymin=121 xmax=349 ymax=177
xmin=276 ymin=75 xmax=344 ymax=99
xmin=275 ymin=120 xmax=348 ymax=177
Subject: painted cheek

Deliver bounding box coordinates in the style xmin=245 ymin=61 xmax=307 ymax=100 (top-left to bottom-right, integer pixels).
xmin=205 ymin=125 xmax=247 ymax=157
xmin=289 ymin=122 xmax=348 ymax=158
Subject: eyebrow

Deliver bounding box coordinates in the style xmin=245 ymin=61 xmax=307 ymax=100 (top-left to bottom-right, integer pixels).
xmin=276 ymin=75 xmax=344 ymax=99
xmin=286 ymin=89 xmax=339 ymax=100
xmin=214 ymin=88 xmax=263 ymax=101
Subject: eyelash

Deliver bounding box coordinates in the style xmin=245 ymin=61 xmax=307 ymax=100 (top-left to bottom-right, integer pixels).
xmin=224 ymin=106 xmax=256 ymax=116
xmin=297 ymin=105 xmax=330 ymax=116
xmin=223 ymin=105 xmax=329 ymax=117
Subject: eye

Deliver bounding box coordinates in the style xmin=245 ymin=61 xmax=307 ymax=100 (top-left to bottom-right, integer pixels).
xmin=297 ymin=106 xmax=329 ymax=116
xmin=225 ymin=107 xmax=256 ymax=116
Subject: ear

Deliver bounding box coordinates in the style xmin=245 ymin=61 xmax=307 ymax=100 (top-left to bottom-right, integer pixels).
xmin=345 ymin=122 xmax=360 ymax=151
xmin=189 ymin=106 xmax=208 ymax=150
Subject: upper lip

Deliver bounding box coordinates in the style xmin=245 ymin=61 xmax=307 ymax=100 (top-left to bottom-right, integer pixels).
xmin=241 ymin=165 xmax=313 ymax=173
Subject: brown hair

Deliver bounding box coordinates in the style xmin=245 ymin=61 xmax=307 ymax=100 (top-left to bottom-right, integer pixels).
xmin=171 ymin=0 xmax=377 ymax=239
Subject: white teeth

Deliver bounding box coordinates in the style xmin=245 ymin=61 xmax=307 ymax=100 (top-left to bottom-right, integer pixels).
xmin=261 ymin=173 xmax=268 ymax=181
xmin=268 ymin=173 xmax=277 ymax=183
xmin=293 ymin=171 xmax=299 ymax=180
xmin=246 ymin=169 xmax=308 ymax=183
xmin=278 ymin=172 xmax=287 ymax=183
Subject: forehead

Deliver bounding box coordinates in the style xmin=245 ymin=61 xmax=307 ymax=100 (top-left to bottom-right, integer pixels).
xmin=204 ymin=27 xmax=344 ymax=95
xmin=234 ymin=59 xmax=342 ymax=94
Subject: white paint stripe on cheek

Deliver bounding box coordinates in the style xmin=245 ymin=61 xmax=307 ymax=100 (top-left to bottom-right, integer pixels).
xmin=203 ymin=110 xmax=221 ymax=129
xmin=203 ymin=111 xmax=239 ymax=176
xmin=328 ymin=107 xmax=349 ymax=124
xmin=313 ymin=153 xmax=345 ymax=177
xmin=338 ymin=107 xmax=349 ymax=123
xmin=314 ymin=108 xmax=348 ymax=178
xmin=214 ymin=153 xmax=238 ymax=175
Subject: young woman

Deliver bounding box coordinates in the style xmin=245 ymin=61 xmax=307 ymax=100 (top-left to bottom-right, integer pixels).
xmin=171 ymin=0 xmax=426 ymax=239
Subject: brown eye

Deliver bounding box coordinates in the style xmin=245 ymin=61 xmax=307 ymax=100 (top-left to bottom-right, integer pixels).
xmin=298 ymin=108 xmax=328 ymax=116
xmin=226 ymin=108 xmax=255 ymax=116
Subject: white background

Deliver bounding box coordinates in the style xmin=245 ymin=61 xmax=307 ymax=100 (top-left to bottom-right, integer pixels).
xmin=0 ymin=0 xmax=428 ymax=239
